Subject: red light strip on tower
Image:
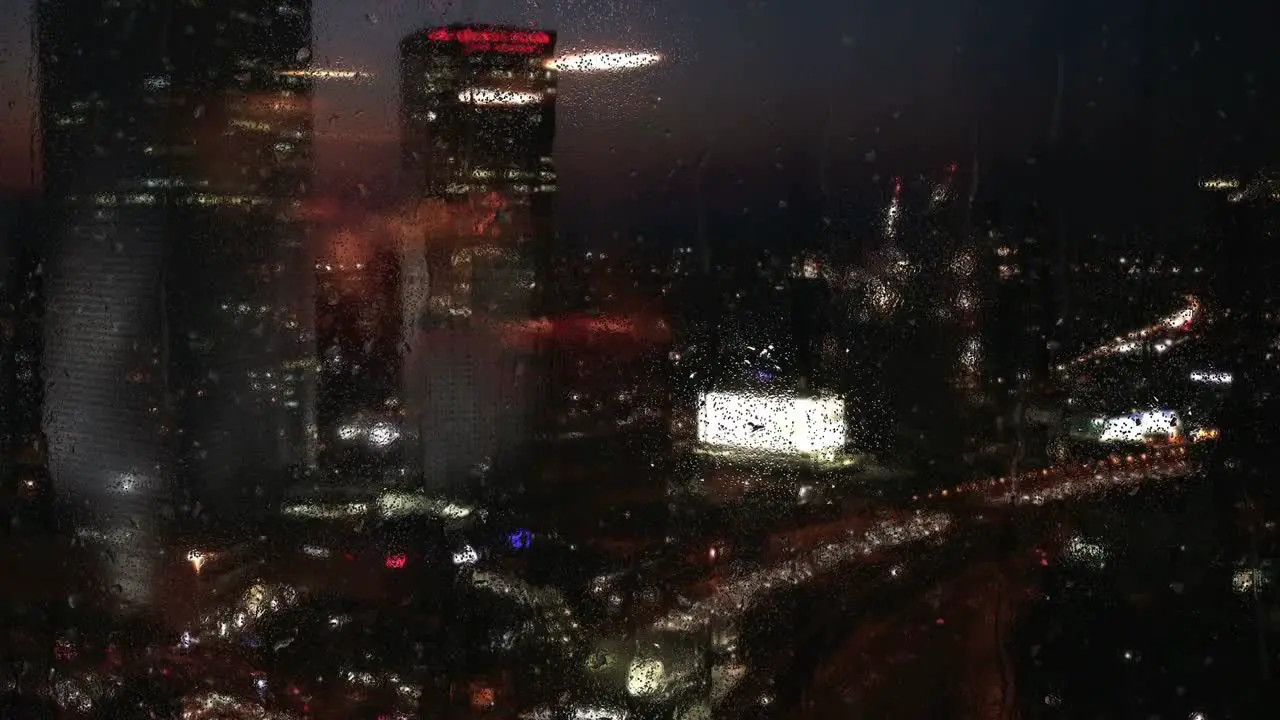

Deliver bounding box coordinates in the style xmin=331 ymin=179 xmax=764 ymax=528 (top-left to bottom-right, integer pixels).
xmin=426 ymin=28 xmax=552 ymax=55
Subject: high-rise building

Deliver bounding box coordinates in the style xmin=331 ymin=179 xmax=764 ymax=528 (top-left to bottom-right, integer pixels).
xmin=314 ymin=248 xmax=407 ymax=485
xmin=398 ymin=25 xmax=558 ymax=487
xmin=399 ymin=24 xmax=558 ymax=323
xmin=38 ymin=1 xmax=316 ymax=606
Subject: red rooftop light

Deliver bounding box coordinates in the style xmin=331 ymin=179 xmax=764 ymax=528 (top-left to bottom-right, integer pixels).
xmin=426 ymin=27 xmax=552 ymax=46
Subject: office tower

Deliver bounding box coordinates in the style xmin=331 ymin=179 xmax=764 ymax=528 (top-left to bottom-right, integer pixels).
xmin=399 ymin=24 xmax=558 ymax=322
xmin=314 ymin=248 xmax=406 ymax=485
xmin=38 ymin=1 xmax=315 ymax=607
xmin=843 ymin=168 xmax=980 ymax=469
xmin=398 ymin=25 xmax=557 ymax=486
xmin=789 ymin=253 xmax=831 ymax=389
xmin=983 ymin=199 xmax=1053 ymax=396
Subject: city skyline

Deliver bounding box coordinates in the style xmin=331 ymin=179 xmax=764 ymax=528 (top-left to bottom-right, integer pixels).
xmin=7 ymin=1 xmax=1275 ymax=235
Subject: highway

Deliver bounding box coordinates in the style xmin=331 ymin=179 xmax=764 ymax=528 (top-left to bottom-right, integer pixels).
xmin=1 ymin=442 xmax=1216 ymax=718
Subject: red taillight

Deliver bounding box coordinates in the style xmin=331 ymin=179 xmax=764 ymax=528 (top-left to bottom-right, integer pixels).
xmin=385 ymin=553 xmax=407 ymax=569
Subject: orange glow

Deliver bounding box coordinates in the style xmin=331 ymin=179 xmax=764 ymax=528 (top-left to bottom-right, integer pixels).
xmin=300 ymin=196 xmax=341 ymax=221
xmin=469 ymin=685 xmax=497 ymax=710
xmin=187 ymin=550 xmax=210 ymax=574
xmin=495 ymin=313 xmax=672 ymax=350
xmin=234 ymin=92 xmax=311 ymax=116
xmin=318 ymin=194 xmax=522 ymax=268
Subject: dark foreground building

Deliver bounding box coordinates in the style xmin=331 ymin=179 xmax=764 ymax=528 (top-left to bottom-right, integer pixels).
xmin=1 ymin=195 xmax=48 ymax=523
xmin=37 ymin=0 xmax=316 ymax=608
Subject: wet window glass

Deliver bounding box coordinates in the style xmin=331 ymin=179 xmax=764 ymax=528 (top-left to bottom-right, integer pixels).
xmin=2 ymin=0 xmax=1278 ymax=717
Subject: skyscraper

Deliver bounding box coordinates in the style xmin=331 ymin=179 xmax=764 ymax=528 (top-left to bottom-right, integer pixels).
xmin=398 ymin=24 xmax=557 ymax=487
xmin=38 ymin=0 xmax=315 ymax=607
xmin=399 ymin=23 xmax=558 ymax=323
xmin=314 ymin=248 xmax=406 ymax=485
xmin=1 ymin=194 xmax=46 ymax=495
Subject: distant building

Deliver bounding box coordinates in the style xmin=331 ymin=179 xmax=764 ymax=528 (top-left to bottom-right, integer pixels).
xmin=314 ymin=249 xmax=407 ymax=486
xmin=398 ymin=24 xmax=558 ymax=487
xmin=399 ymin=24 xmax=558 ymax=323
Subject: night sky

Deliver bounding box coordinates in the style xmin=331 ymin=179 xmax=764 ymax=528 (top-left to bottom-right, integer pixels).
xmin=2 ymin=0 xmax=1276 ymax=234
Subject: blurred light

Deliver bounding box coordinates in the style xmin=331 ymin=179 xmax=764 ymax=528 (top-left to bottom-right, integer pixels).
xmin=697 ymin=390 xmax=846 ymax=457
xmin=1189 ymin=370 xmax=1232 ymax=385
xmin=1233 ymin=568 xmax=1269 ymax=594
xmin=1063 ymin=534 xmax=1108 ymax=569
xmin=300 ymin=544 xmax=330 ymax=559
xmin=458 ymin=87 xmax=543 ymax=106
xmin=282 ymin=501 xmax=368 ymax=519
xmin=368 ymin=421 xmax=400 ymax=447
xmin=549 ymin=51 xmax=662 ymax=73
xmin=571 ymin=705 xmax=630 ymax=720
xmin=653 ymin=513 xmax=950 ymax=632
xmin=385 ymin=553 xmax=408 ymax=569
xmin=470 ymin=685 xmax=497 ymax=710
xmin=377 ymin=495 xmax=476 ymax=521
xmin=1063 ymin=297 xmax=1201 ymax=370
xmin=1161 ymin=300 xmax=1199 ymax=330
xmin=427 ymin=27 xmax=552 ymax=48
xmin=508 ymin=529 xmax=533 ymax=550
xmin=277 ymin=68 xmax=373 ymax=80
xmin=626 ymin=658 xmax=666 ymax=697
xmin=1189 ymin=427 xmax=1221 ymax=443
xmin=187 ymin=549 xmax=209 ymax=574
xmin=1097 ymin=410 xmax=1181 ymax=444
xmin=1199 ymin=177 xmax=1239 ymax=190
xmin=453 ymin=545 xmax=479 ymax=566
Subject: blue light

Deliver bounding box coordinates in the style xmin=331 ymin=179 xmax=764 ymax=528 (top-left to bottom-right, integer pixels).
xmin=508 ymin=529 xmax=532 ymax=550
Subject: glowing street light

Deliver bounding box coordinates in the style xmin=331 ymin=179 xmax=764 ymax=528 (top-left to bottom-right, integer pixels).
xmin=547 ymin=51 xmax=663 ymax=73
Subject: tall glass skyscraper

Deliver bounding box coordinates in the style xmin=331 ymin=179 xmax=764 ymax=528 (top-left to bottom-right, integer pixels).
xmin=398 ymin=24 xmax=557 ymax=487
xmin=399 ymin=23 xmax=558 ymax=323
xmin=38 ymin=0 xmax=316 ymax=608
